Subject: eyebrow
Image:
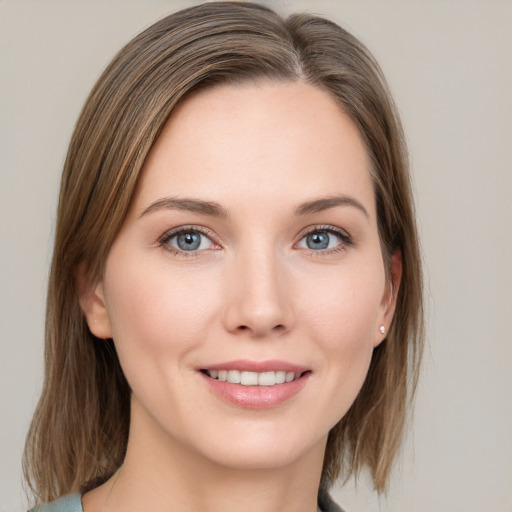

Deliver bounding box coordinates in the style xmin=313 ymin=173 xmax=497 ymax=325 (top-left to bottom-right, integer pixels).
xmin=140 ymin=197 xmax=228 ymax=218
xmin=140 ymin=194 xmax=368 ymax=219
xmin=295 ymin=195 xmax=369 ymax=218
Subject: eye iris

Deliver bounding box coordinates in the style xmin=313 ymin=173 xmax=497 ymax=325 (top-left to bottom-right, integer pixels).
xmin=307 ymin=232 xmax=329 ymax=250
xmin=177 ymin=232 xmax=201 ymax=251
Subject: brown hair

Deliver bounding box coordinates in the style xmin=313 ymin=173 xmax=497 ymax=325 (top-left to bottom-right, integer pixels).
xmin=24 ymin=1 xmax=423 ymax=503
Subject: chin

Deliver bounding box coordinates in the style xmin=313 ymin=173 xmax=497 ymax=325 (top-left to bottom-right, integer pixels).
xmin=186 ymin=425 xmax=327 ymax=472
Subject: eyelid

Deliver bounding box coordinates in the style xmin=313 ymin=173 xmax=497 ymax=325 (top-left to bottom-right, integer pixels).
xmin=158 ymin=225 xmax=221 ymax=255
xmin=157 ymin=224 xmax=353 ymax=256
xmin=294 ymin=224 xmax=354 ymax=252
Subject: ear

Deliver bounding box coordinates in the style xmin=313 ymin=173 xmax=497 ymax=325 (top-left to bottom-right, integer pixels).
xmin=374 ymin=249 xmax=402 ymax=347
xmin=75 ymin=263 xmax=112 ymax=339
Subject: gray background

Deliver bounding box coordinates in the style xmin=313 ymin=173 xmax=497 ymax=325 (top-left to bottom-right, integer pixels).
xmin=1 ymin=1 xmax=511 ymax=510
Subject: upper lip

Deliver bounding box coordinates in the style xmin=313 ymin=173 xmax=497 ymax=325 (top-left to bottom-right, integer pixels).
xmin=199 ymin=359 xmax=309 ymax=374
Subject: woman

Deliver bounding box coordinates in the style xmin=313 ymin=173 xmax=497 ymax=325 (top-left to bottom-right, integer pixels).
xmin=24 ymin=2 xmax=423 ymax=511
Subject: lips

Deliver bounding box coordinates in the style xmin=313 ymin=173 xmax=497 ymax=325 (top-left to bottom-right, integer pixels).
xmin=199 ymin=360 xmax=311 ymax=409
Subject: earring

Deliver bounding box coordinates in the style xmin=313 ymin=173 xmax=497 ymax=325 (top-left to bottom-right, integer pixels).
xmin=379 ymin=325 xmax=386 ymax=334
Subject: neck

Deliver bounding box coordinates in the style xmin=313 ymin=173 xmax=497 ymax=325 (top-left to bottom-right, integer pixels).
xmin=83 ymin=401 xmax=326 ymax=512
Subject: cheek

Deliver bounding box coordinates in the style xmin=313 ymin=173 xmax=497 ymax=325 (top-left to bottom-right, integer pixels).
xmin=297 ymin=257 xmax=385 ymax=400
xmin=300 ymin=261 xmax=385 ymax=345
xmin=297 ymin=262 xmax=385 ymax=424
xmin=103 ymin=258 xmax=221 ymax=360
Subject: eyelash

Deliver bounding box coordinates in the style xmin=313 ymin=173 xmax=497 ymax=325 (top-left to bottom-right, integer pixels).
xmin=158 ymin=224 xmax=354 ymax=257
xmin=295 ymin=225 xmax=354 ymax=256
xmin=159 ymin=226 xmax=220 ymax=257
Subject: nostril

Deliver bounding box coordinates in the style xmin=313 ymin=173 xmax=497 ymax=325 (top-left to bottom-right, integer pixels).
xmin=235 ymin=323 xmax=286 ymax=334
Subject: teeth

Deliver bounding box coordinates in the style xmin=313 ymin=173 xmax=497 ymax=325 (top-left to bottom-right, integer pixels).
xmin=227 ymin=370 xmax=241 ymax=384
xmin=206 ymin=369 xmax=302 ymax=386
xmin=275 ymin=371 xmax=286 ymax=384
xmin=258 ymin=371 xmax=275 ymax=386
xmin=240 ymin=371 xmax=258 ymax=385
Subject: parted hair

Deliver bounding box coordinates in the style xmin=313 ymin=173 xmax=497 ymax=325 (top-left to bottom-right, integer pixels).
xmin=24 ymin=1 xmax=423 ymax=504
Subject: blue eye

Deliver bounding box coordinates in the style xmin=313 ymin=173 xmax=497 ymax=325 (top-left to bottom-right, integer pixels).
xmin=297 ymin=228 xmax=349 ymax=251
xmin=163 ymin=229 xmax=215 ymax=252
xmin=305 ymin=232 xmax=331 ymax=250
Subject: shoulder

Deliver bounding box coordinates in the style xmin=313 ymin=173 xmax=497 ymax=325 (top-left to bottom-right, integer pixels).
xmin=29 ymin=494 xmax=83 ymax=512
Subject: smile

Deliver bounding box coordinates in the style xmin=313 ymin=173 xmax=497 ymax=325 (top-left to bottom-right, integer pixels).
xmin=203 ymin=369 xmax=303 ymax=386
xmin=199 ymin=360 xmax=311 ymax=408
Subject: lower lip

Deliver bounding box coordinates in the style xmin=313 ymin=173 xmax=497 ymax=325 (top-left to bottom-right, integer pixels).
xmin=200 ymin=372 xmax=310 ymax=409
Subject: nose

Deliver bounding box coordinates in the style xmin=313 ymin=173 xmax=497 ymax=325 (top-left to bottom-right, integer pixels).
xmin=222 ymin=248 xmax=295 ymax=338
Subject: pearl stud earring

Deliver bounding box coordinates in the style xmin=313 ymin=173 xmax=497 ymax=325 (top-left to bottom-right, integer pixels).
xmin=379 ymin=325 xmax=386 ymax=334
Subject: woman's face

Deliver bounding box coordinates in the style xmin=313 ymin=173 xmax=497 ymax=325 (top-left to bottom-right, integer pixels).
xmin=85 ymin=81 xmax=398 ymax=471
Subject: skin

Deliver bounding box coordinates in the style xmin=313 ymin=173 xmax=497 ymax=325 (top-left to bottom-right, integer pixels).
xmin=80 ymin=81 xmax=400 ymax=512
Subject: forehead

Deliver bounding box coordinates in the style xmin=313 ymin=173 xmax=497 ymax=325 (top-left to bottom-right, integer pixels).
xmin=133 ymin=81 xmax=374 ymax=216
